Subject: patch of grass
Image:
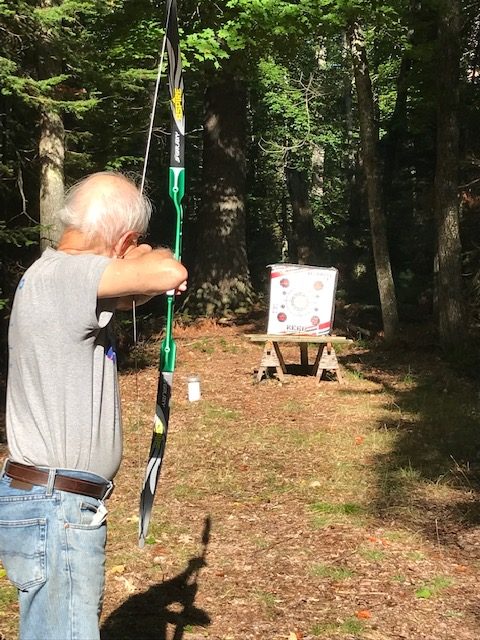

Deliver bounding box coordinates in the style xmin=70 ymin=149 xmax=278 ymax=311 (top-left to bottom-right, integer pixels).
xmin=415 ymin=576 xmax=453 ymax=599
xmin=402 ymin=368 xmax=416 ymax=385
xmin=184 ymin=624 xmax=196 ymax=633
xmin=256 ymin=471 xmax=290 ymax=500
xmin=346 ymin=368 xmax=364 ymax=380
xmin=172 ymin=482 xmax=206 ymax=500
xmin=310 ymin=617 xmax=365 ymax=637
xmin=282 ymin=429 xmax=312 ymax=448
xmin=383 ymin=529 xmax=420 ymax=544
xmin=311 ymin=563 xmax=355 ymax=581
xmin=282 ymin=399 xmax=305 ymax=412
xmin=397 ymin=463 xmax=422 ymax=481
xmin=203 ymin=404 xmax=240 ymax=422
xmin=311 ymin=502 xmax=366 ymax=516
xmin=250 ymin=423 xmax=326 ymax=452
xmin=341 ymin=616 xmax=366 ymax=634
xmin=392 ymin=573 xmax=407 ymax=583
xmin=359 ymin=548 xmax=387 ymax=562
xmin=310 ymin=501 xmax=367 ymax=526
xmin=219 ymin=337 xmax=241 ymax=354
xmin=253 ymin=537 xmax=270 ymax=551
xmin=0 ymin=569 xmax=18 ymax=639
xmin=191 ymin=339 xmax=215 ymax=354
xmin=254 ymin=590 xmax=277 ymax=614
xmin=145 ymin=518 xmax=184 ymax=544
xmin=0 ymin=583 xmax=16 ymax=607
xmin=407 ymin=550 xmax=426 ymax=562
xmin=310 ymin=621 xmax=338 ymax=636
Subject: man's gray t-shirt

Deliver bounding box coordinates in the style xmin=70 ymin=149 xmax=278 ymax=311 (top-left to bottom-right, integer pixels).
xmin=6 ymin=247 xmax=122 ymax=480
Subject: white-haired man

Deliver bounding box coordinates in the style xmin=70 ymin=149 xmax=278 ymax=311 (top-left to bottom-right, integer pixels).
xmin=0 ymin=172 xmax=187 ymax=639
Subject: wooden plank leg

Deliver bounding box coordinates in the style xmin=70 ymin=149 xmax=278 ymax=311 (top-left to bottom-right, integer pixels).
xmin=314 ymin=345 xmax=326 ymax=384
xmin=300 ymin=343 xmax=309 ymax=372
xmin=335 ymin=353 xmax=344 ymax=383
xmin=256 ymin=341 xmax=285 ymax=382
xmin=273 ymin=342 xmax=287 ymax=375
xmin=314 ymin=343 xmax=343 ymax=384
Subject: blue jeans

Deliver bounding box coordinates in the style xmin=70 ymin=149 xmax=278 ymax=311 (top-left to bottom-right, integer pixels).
xmin=0 ymin=468 xmax=111 ymax=640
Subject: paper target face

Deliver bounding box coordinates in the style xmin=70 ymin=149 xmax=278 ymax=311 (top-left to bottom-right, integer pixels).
xmin=267 ymin=264 xmax=338 ymax=335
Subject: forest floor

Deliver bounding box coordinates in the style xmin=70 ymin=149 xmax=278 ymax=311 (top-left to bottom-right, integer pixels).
xmin=2 ymin=319 xmax=480 ymax=639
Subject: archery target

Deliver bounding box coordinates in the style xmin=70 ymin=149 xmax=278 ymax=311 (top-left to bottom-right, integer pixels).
xmin=267 ymin=264 xmax=338 ymax=335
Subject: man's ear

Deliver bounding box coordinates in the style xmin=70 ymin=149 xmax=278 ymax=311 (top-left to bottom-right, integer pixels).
xmin=114 ymin=230 xmax=139 ymax=258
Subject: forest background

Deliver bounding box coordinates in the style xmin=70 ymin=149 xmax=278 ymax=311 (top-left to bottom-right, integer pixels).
xmin=1 ymin=0 xmax=480 ymax=369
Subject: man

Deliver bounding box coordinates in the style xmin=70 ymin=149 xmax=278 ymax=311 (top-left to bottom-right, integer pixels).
xmin=0 ymin=172 xmax=187 ymax=640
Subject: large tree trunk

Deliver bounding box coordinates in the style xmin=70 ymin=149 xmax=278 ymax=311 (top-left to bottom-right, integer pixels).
xmin=434 ymin=0 xmax=465 ymax=345
xmin=39 ymin=109 xmax=64 ymax=249
xmin=38 ymin=0 xmax=64 ymax=250
xmin=285 ymin=166 xmax=320 ymax=265
xmin=311 ymin=144 xmax=325 ymax=201
xmin=311 ymin=42 xmax=326 ymax=202
xmin=184 ymin=78 xmax=254 ymax=316
xmin=381 ymin=53 xmax=411 ymax=204
xmin=348 ymin=20 xmax=399 ymax=341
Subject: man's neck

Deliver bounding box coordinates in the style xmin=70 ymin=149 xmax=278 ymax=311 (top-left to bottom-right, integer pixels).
xmin=57 ymin=228 xmax=113 ymax=257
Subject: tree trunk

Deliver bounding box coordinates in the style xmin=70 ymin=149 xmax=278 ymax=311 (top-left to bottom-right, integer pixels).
xmin=311 ymin=42 xmax=326 ymax=202
xmin=381 ymin=52 xmax=411 ymax=204
xmin=285 ymin=166 xmax=320 ymax=265
xmin=38 ymin=0 xmax=64 ymax=250
xmin=39 ymin=109 xmax=64 ymax=249
xmin=184 ymin=78 xmax=254 ymax=316
xmin=434 ymin=0 xmax=465 ymax=345
xmin=348 ymin=20 xmax=399 ymax=341
xmin=311 ymin=144 xmax=325 ymax=201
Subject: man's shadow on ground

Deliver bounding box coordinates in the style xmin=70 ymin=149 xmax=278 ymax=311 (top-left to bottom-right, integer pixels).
xmin=101 ymin=516 xmax=211 ymax=640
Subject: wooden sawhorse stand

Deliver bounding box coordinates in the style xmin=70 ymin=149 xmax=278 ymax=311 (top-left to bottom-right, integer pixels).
xmin=245 ymin=334 xmax=352 ymax=384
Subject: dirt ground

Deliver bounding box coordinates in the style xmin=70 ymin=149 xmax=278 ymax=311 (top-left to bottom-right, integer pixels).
xmin=2 ymin=320 xmax=480 ymax=639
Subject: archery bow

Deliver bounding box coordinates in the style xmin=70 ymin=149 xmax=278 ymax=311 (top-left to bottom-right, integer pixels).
xmin=138 ymin=0 xmax=185 ymax=548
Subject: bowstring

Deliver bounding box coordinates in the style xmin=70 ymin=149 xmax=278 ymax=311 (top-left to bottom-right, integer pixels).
xmin=140 ymin=5 xmax=171 ymax=197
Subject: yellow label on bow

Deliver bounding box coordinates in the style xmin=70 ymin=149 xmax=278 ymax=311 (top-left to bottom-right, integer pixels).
xmin=172 ymin=88 xmax=183 ymax=121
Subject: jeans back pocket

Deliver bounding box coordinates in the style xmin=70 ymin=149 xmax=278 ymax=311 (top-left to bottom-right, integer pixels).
xmin=0 ymin=518 xmax=47 ymax=590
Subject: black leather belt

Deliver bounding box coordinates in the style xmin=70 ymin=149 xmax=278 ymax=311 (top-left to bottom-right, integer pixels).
xmin=4 ymin=460 xmax=113 ymax=500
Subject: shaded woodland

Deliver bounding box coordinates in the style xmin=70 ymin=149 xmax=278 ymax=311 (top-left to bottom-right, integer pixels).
xmin=1 ymin=0 xmax=480 ymax=364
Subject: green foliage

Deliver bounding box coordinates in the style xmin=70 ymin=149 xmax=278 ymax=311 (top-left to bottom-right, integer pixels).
xmin=0 ymin=222 xmax=39 ymax=248
xmin=0 ymin=0 xmax=479 ymax=321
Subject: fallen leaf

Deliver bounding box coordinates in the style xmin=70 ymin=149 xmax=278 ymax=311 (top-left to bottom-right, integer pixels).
xmin=356 ymin=609 xmax=372 ymax=619
xmin=179 ymin=533 xmax=193 ymax=544
xmin=454 ymin=564 xmax=468 ymax=573
xmin=109 ymin=564 xmax=126 ymax=575
xmin=126 ymin=515 xmax=139 ymax=524
xmin=115 ymin=576 xmax=137 ymax=593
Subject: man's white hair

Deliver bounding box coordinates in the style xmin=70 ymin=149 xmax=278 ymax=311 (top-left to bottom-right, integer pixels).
xmin=58 ymin=171 xmax=152 ymax=246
